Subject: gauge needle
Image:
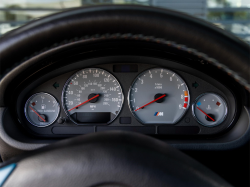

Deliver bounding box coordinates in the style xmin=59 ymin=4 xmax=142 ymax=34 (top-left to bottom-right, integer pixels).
xmin=196 ymin=107 xmax=215 ymax=122
xmin=68 ymin=94 xmax=100 ymax=112
xmin=29 ymin=106 xmax=46 ymax=122
xmin=134 ymin=94 xmax=166 ymax=112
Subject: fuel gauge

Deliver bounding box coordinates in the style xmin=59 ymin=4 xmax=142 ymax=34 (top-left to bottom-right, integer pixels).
xmin=192 ymin=93 xmax=227 ymax=127
xmin=24 ymin=93 xmax=60 ymax=127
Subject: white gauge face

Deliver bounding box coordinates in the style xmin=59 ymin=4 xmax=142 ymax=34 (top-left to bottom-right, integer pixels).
xmin=24 ymin=93 xmax=60 ymax=127
xmin=192 ymin=93 xmax=228 ymax=127
xmin=62 ymin=68 xmax=124 ymax=124
xmin=128 ymin=68 xmax=190 ymax=124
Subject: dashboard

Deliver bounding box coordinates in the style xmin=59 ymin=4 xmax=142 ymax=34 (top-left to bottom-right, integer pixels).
xmin=9 ymin=56 xmax=239 ymax=138
xmin=1 ymin=5 xmax=249 ymax=187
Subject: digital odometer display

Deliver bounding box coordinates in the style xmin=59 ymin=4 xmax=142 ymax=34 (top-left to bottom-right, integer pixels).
xmin=62 ymin=68 xmax=123 ymax=124
xmin=128 ymin=68 xmax=190 ymax=124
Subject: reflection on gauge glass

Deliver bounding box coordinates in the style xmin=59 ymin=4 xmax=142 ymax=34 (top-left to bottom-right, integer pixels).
xmin=128 ymin=68 xmax=190 ymax=124
xmin=192 ymin=93 xmax=227 ymax=127
xmin=24 ymin=93 xmax=60 ymax=127
xmin=62 ymin=68 xmax=124 ymax=125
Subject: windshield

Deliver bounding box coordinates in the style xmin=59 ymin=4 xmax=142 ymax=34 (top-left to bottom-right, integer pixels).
xmin=0 ymin=0 xmax=249 ymax=44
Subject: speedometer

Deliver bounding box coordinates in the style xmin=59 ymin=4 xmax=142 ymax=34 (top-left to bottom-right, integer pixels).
xmin=62 ymin=68 xmax=123 ymax=125
xmin=128 ymin=68 xmax=190 ymax=124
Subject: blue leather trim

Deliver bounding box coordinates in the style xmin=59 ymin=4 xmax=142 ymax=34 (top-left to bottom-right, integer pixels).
xmin=0 ymin=163 xmax=16 ymax=186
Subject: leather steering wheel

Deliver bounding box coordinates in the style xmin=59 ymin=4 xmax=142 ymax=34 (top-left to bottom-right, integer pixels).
xmin=0 ymin=5 xmax=249 ymax=187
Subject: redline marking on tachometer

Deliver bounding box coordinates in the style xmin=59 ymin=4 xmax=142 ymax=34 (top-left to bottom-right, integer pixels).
xmin=183 ymin=103 xmax=188 ymax=108
xmin=183 ymin=91 xmax=189 ymax=108
xmin=216 ymin=102 xmax=221 ymax=106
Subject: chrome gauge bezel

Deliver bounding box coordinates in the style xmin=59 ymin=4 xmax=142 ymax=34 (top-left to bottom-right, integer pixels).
xmin=128 ymin=67 xmax=190 ymax=125
xmin=24 ymin=92 xmax=60 ymax=128
xmin=192 ymin=92 xmax=228 ymax=127
xmin=61 ymin=68 xmax=124 ymax=125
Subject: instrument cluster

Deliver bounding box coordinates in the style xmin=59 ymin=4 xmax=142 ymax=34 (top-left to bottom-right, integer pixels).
xmin=16 ymin=62 xmax=237 ymax=137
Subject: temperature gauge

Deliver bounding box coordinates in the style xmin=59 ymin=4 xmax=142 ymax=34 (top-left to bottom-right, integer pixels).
xmin=192 ymin=93 xmax=227 ymax=127
xmin=24 ymin=93 xmax=60 ymax=127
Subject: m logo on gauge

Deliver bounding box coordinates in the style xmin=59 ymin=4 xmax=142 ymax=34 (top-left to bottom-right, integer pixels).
xmin=154 ymin=112 xmax=164 ymax=116
xmin=128 ymin=68 xmax=190 ymax=125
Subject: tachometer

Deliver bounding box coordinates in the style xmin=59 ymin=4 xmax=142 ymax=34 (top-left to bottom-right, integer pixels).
xmin=128 ymin=68 xmax=190 ymax=124
xmin=62 ymin=68 xmax=123 ymax=124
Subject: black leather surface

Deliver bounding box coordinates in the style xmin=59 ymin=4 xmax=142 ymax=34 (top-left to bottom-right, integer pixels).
xmin=3 ymin=131 xmax=232 ymax=187
xmin=0 ymin=5 xmax=249 ymax=84
xmin=0 ymin=5 xmax=248 ymax=186
xmin=0 ymin=5 xmax=249 ymax=109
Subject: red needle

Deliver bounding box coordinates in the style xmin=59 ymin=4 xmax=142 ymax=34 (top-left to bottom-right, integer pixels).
xmin=29 ymin=106 xmax=46 ymax=122
xmin=134 ymin=94 xmax=166 ymax=112
xmin=196 ymin=107 xmax=215 ymax=122
xmin=68 ymin=94 xmax=100 ymax=112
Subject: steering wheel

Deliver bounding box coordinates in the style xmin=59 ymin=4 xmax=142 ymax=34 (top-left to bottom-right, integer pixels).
xmin=0 ymin=5 xmax=249 ymax=187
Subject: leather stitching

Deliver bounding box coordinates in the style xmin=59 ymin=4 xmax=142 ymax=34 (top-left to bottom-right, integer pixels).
xmin=2 ymin=33 xmax=250 ymax=92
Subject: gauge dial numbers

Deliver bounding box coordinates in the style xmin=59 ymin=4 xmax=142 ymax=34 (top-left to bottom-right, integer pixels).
xmin=128 ymin=68 xmax=190 ymax=124
xmin=62 ymin=68 xmax=124 ymax=125
xmin=24 ymin=93 xmax=60 ymax=127
xmin=192 ymin=93 xmax=228 ymax=127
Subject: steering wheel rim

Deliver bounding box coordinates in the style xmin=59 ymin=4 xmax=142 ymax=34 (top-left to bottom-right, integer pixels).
xmin=0 ymin=5 xmax=249 ymax=105
xmin=0 ymin=5 xmax=248 ymax=186
xmin=1 ymin=131 xmax=232 ymax=187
